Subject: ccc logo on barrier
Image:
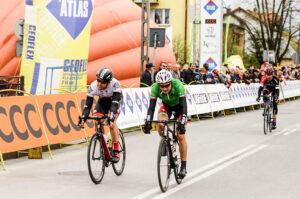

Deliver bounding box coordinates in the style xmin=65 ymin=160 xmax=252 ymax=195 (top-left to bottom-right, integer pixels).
xmin=0 ymin=100 xmax=89 ymax=143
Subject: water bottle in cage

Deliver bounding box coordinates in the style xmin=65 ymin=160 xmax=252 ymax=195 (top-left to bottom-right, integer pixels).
xmin=107 ymin=132 xmax=112 ymax=150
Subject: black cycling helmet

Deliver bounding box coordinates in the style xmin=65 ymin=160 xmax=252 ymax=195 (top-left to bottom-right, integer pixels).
xmin=265 ymin=67 xmax=273 ymax=75
xmin=96 ymin=68 xmax=113 ymax=82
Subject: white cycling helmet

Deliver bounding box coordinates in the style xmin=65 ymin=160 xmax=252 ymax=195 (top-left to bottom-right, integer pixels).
xmin=156 ymin=69 xmax=172 ymax=84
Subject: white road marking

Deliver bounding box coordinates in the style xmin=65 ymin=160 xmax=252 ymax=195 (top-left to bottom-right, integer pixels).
xmin=273 ymin=128 xmax=291 ymax=136
xmin=132 ymin=145 xmax=264 ymax=199
xmin=152 ymin=145 xmax=268 ymax=199
xmin=283 ymin=129 xmax=297 ymax=136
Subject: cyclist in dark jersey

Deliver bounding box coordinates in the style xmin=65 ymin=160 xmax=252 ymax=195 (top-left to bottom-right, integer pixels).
xmin=256 ymin=67 xmax=280 ymax=129
xmin=78 ymin=68 xmax=122 ymax=163
xmin=143 ymin=70 xmax=188 ymax=179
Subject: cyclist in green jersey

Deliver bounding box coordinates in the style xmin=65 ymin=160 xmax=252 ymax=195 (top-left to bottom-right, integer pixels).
xmin=143 ymin=70 xmax=188 ymax=178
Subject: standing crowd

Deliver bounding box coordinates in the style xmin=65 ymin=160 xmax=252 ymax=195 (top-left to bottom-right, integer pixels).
xmin=140 ymin=61 xmax=300 ymax=88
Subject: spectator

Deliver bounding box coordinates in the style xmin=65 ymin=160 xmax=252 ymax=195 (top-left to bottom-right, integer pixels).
xmin=229 ymin=68 xmax=240 ymax=83
xmin=201 ymin=63 xmax=215 ymax=84
xmin=153 ymin=62 xmax=167 ymax=83
xmin=183 ymin=63 xmax=198 ymax=84
xmin=171 ymin=64 xmax=181 ymax=80
xmin=212 ymin=68 xmax=231 ymax=88
xmin=252 ymin=69 xmax=260 ymax=83
xmin=248 ymin=65 xmax=254 ymax=75
xmin=140 ymin=62 xmax=154 ymax=87
xmin=180 ymin=64 xmax=189 ymax=81
xmin=198 ymin=67 xmax=206 ymax=83
xmin=243 ymin=71 xmax=252 ymax=85
xmin=260 ymin=62 xmax=269 ymax=71
xmin=167 ymin=62 xmax=172 ymax=71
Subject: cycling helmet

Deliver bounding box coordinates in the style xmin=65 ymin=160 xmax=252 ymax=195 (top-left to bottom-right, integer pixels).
xmin=96 ymin=68 xmax=113 ymax=82
xmin=265 ymin=67 xmax=273 ymax=75
xmin=156 ymin=70 xmax=172 ymax=84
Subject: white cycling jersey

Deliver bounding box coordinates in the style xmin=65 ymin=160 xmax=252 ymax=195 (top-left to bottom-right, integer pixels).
xmin=87 ymin=78 xmax=121 ymax=98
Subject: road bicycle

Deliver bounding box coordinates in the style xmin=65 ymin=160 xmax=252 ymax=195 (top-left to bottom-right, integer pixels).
xmin=262 ymin=94 xmax=274 ymax=135
xmin=147 ymin=119 xmax=183 ymax=192
xmin=80 ymin=115 xmax=126 ymax=184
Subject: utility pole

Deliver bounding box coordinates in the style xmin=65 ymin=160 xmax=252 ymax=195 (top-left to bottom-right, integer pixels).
xmin=141 ymin=0 xmax=150 ymax=76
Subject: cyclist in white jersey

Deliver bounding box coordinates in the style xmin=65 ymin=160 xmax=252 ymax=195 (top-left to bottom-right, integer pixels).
xmin=78 ymin=68 xmax=122 ymax=163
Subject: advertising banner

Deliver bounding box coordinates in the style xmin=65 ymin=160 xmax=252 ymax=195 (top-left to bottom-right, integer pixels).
xmin=21 ymin=0 xmax=94 ymax=95
xmin=0 ymin=96 xmax=48 ymax=153
xmin=130 ymin=87 xmax=152 ymax=125
xmin=200 ymin=0 xmax=223 ymax=72
xmin=204 ymin=84 xmax=223 ymax=112
xmin=117 ymin=89 xmax=141 ymax=129
xmin=189 ymin=85 xmax=211 ymax=114
xmin=217 ymin=84 xmax=234 ymax=110
xmin=184 ymin=85 xmax=198 ymax=116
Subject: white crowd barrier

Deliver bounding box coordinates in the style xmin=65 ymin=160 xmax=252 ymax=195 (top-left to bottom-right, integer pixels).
xmin=116 ymin=80 xmax=300 ymax=129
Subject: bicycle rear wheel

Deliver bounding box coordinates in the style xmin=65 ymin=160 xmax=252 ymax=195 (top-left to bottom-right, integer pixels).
xmin=87 ymin=134 xmax=105 ymax=184
xmin=173 ymin=140 xmax=182 ymax=184
xmin=157 ymin=138 xmax=171 ymax=192
xmin=112 ymin=129 xmax=126 ymax=176
xmin=263 ymin=108 xmax=269 ymax=135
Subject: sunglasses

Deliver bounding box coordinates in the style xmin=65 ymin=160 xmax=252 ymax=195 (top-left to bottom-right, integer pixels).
xmin=97 ymin=79 xmax=107 ymax=84
xmin=159 ymin=83 xmax=171 ymax=88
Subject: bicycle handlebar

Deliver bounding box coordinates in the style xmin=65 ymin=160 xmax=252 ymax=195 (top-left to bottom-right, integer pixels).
xmin=79 ymin=115 xmax=108 ymax=121
xmin=148 ymin=119 xmax=179 ymax=124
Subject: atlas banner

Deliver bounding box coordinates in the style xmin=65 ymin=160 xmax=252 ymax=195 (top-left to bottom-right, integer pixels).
xmin=204 ymin=84 xmax=223 ymax=112
xmin=130 ymin=87 xmax=152 ymax=125
xmin=35 ymin=94 xmax=86 ymax=144
xmin=117 ymin=89 xmax=141 ymax=129
xmin=21 ymin=0 xmax=94 ymax=95
xmin=184 ymin=85 xmax=198 ymax=116
xmin=200 ymin=0 xmax=223 ymax=72
xmin=0 ymin=96 xmax=48 ymax=153
xmin=189 ymin=85 xmax=211 ymax=114
xmin=217 ymin=84 xmax=234 ymax=110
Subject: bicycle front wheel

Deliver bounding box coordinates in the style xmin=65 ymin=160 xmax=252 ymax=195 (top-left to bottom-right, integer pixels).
xmin=157 ymin=138 xmax=171 ymax=192
xmin=112 ymin=129 xmax=126 ymax=176
xmin=173 ymin=140 xmax=182 ymax=184
xmin=263 ymin=108 xmax=269 ymax=135
xmin=87 ymin=134 xmax=105 ymax=184
xmin=268 ymin=110 xmax=273 ymax=133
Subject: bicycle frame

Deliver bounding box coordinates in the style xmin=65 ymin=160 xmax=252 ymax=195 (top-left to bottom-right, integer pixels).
xmin=151 ymin=119 xmax=179 ymax=165
xmin=85 ymin=116 xmax=112 ymax=162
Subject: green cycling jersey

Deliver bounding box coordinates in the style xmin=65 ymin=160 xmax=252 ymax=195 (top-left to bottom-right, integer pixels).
xmin=150 ymin=79 xmax=186 ymax=106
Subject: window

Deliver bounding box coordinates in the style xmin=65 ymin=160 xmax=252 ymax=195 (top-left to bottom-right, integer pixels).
xmin=150 ymin=9 xmax=170 ymax=25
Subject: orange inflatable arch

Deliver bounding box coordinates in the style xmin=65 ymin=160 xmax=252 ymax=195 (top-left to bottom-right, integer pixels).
xmin=0 ymin=0 xmax=176 ymax=87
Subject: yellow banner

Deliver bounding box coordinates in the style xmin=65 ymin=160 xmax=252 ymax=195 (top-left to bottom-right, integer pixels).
xmin=21 ymin=0 xmax=94 ymax=95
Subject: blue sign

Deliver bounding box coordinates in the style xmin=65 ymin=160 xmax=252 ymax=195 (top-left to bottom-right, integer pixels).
xmin=205 ymin=57 xmax=218 ymax=72
xmin=135 ymin=92 xmax=142 ymax=112
xmin=185 ymin=88 xmax=192 ymax=105
xmin=46 ymin=0 xmax=93 ymax=40
xmin=121 ymin=100 xmax=126 ymax=115
xmin=204 ymin=0 xmax=218 ymax=16
xmin=142 ymin=91 xmax=149 ymax=109
xmin=126 ymin=93 xmax=134 ymax=113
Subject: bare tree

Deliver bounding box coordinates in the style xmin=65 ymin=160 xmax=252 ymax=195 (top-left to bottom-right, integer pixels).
xmin=234 ymin=0 xmax=300 ymax=64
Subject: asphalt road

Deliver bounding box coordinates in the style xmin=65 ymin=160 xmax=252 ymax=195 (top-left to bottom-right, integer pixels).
xmin=1 ymin=99 xmax=300 ymax=199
